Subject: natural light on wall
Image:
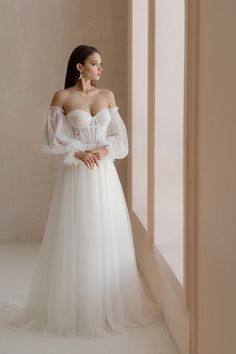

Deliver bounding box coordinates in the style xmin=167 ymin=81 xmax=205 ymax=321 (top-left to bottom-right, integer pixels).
xmin=154 ymin=0 xmax=185 ymax=285
xmin=131 ymin=0 xmax=148 ymax=230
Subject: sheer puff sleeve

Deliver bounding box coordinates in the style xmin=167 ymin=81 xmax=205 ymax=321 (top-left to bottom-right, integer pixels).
xmin=40 ymin=106 xmax=85 ymax=166
xmin=105 ymin=106 xmax=129 ymax=160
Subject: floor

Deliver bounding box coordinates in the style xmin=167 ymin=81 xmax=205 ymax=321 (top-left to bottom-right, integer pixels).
xmin=0 ymin=243 xmax=179 ymax=354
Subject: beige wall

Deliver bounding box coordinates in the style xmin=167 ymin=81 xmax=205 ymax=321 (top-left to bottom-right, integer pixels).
xmin=197 ymin=1 xmax=236 ymax=353
xmin=0 ymin=0 xmax=128 ymax=242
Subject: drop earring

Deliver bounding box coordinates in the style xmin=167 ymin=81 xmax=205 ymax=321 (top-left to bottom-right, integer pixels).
xmin=78 ymin=70 xmax=83 ymax=80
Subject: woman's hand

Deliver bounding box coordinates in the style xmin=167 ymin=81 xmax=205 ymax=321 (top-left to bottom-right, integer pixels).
xmin=74 ymin=151 xmax=99 ymax=169
xmin=86 ymin=145 xmax=109 ymax=161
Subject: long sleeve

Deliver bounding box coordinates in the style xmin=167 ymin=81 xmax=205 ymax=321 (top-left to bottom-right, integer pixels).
xmin=106 ymin=106 xmax=129 ymax=160
xmin=40 ymin=106 xmax=85 ymax=166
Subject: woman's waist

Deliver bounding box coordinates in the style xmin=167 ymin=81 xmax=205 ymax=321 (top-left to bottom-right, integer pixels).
xmin=79 ymin=139 xmax=109 ymax=151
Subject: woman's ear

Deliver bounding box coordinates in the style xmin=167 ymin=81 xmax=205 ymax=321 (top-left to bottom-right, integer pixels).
xmin=76 ymin=63 xmax=82 ymax=71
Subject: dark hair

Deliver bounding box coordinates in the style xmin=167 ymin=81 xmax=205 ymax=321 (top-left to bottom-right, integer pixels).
xmin=64 ymin=45 xmax=100 ymax=89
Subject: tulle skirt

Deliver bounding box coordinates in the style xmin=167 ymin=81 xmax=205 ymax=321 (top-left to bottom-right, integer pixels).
xmin=3 ymin=158 xmax=160 ymax=338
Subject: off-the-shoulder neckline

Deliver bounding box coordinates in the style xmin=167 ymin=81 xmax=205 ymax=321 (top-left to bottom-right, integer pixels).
xmin=49 ymin=105 xmax=119 ymax=115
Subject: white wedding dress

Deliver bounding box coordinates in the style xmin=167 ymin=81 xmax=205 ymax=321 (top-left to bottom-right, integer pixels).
xmin=3 ymin=105 xmax=160 ymax=337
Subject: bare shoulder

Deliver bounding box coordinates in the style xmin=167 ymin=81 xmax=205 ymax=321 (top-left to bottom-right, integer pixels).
xmin=50 ymin=89 xmax=69 ymax=108
xmin=100 ymin=89 xmax=117 ymax=107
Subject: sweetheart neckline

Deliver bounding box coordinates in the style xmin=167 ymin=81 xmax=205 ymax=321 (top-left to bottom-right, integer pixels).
xmin=66 ymin=107 xmax=110 ymax=118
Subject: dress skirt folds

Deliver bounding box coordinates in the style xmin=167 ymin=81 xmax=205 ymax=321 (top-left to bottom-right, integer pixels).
xmin=2 ymin=106 xmax=160 ymax=337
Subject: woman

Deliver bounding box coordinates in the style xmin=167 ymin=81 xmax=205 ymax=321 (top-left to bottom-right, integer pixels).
xmin=4 ymin=45 xmax=160 ymax=338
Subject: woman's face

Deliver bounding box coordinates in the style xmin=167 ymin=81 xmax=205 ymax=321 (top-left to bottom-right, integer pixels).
xmin=77 ymin=52 xmax=103 ymax=81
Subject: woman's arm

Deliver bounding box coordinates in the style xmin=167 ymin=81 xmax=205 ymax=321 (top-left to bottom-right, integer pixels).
xmin=105 ymin=90 xmax=129 ymax=160
xmin=42 ymin=91 xmax=99 ymax=168
xmin=41 ymin=91 xmax=85 ymax=165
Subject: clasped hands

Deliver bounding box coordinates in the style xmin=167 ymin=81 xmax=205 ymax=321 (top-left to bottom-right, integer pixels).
xmin=74 ymin=145 xmax=109 ymax=169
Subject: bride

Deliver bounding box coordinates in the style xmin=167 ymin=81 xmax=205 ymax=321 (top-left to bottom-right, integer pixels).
xmin=3 ymin=44 xmax=160 ymax=338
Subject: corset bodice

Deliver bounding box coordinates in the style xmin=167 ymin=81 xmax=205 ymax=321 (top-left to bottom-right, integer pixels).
xmin=66 ymin=108 xmax=112 ymax=150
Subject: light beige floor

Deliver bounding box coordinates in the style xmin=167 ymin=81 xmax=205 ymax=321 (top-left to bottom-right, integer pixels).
xmin=0 ymin=243 xmax=179 ymax=354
